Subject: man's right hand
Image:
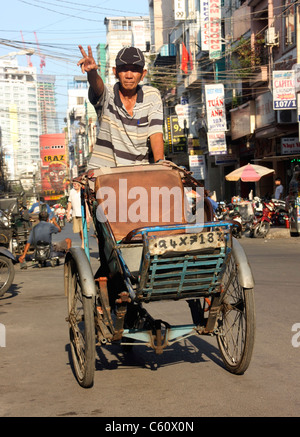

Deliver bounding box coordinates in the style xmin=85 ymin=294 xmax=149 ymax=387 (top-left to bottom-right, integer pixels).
xmin=77 ymin=45 xmax=98 ymax=74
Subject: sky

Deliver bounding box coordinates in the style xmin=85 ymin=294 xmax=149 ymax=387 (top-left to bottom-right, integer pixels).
xmin=1 ymin=0 xmax=149 ymax=130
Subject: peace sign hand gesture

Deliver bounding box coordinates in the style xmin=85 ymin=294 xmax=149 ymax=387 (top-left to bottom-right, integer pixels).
xmin=77 ymin=45 xmax=98 ymax=74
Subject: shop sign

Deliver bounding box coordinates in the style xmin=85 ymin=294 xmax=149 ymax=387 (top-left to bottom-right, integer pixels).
xmin=205 ymin=84 xmax=226 ymax=131
xmin=281 ymin=137 xmax=300 ymax=155
xmin=175 ymin=104 xmax=190 ymax=129
xmin=208 ymin=0 xmax=221 ymax=59
xmin=215 ymin=154 xmax=237 ymax=165
xmin=167 ymin=115 xmax=187 ymax=153
xmin=273 ymin=70 xmax=296 ymax=110
xmin=200 ymin=0 xmax=210 ymax=51
xmin=174 ymin=0 xmax=186 ymax=20
xmin=207 ymin=131 xmax=227 ymax=155
xmin=189 ymin=154 xmax=206 ymax=180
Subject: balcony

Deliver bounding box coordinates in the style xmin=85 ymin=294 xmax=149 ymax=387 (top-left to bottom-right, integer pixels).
xmin=249 ymin=66 xmax=268 ymax=87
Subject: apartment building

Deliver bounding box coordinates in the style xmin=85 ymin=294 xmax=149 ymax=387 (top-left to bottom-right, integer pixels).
xmin=0 ymin=59 xmax=40 ymax=180
xmin=103 ymin=16 xmax=151 ymax=84
xmin=67 ymin=76 xmax=97 ymax=178
xmin=37 ymin=74 xmax=59 ymax=135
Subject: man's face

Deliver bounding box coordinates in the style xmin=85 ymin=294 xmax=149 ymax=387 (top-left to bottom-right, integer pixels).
xmin=113 ymin=65 xmax=147 ymax=91
xmin=73 ymin=182 xmax=80 ymax=191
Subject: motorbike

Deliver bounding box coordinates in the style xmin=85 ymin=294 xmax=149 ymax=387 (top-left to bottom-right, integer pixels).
xmin=215 ymin=202 xmax=243 ymax=238
xmin=0 ymin=245 xmax=17 ymax=297
xmin=56 ymin=212 xmax=65 ymax=228
xmin=270 ymin=199 xmax=289 ymax=226
xmin=0 ymin=198 xmax=32 ymax=255
xmin=252 ymin=200 xmax=274 ymax=238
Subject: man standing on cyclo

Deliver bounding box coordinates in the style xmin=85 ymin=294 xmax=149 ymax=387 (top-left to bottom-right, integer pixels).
xmin=77 ymin=45 xmax=165 ymax=168
xmin=77 ymin=45 xmax=165 ymax=273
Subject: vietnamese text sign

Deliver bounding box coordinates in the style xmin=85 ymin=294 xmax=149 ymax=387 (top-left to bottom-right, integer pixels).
xmin=200 ymin=0 xmax=210 ymax=51
xmin=189 ymin=154 xmax=206 ymax=180
xmin=207 ymin=131 xmax=227 ymax=155
xmin=205 ymin=84 xmax=226 ymax=131
xmin=273 ymin=70 xmax=296 ymax=109
xmin=281 ymin=137 xmax=300 ymax=155
xmin=209 ymin=0 xmax=221 ymax=59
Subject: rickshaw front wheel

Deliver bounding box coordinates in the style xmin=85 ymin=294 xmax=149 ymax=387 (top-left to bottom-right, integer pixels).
xmin=216 ymin=254 xmax=255 ymax=375
xmin=66 ymin=253 xmax=95 ymax=388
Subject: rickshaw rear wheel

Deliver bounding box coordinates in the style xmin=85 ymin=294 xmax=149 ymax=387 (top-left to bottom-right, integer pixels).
xmin=0 ymin=255 xmax=14 ymax=297
xmin=216 ymin=254 xmax=255 ymax=375
xmin=66 ymin=254 xmax=95 ymax=388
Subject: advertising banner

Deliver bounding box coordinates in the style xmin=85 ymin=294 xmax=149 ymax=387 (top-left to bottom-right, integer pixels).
xmin=273 ymin=70 xmax=296 ymax=110
xmin=40 ymin=134 xmax=68 ymax=200
xmin=205 ymin=84 xmax=226 ymax=131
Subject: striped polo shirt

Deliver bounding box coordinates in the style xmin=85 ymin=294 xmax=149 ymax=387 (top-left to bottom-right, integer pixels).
xmin=87 ymin=82 xmax=164 ymax=169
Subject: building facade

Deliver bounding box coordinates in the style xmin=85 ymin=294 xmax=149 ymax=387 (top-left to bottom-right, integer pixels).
xmin=104 ymin=16 xmax=151 ymax=84
xmin=0 ymin=59 xmax=40 ymax=181
xmin=147 ymin=0 xmax=300 ymax=201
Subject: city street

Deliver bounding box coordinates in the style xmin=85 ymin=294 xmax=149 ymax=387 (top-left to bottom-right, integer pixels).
xmin=1 ymin=223 xmax=300 ymax=418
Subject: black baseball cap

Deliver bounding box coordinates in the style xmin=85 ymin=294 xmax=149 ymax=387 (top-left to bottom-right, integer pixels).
xmin=115 ymin=47 xmax=145 ymax=68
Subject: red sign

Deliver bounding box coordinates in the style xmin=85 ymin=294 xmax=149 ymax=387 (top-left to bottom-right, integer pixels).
xmin=40 ymin=134 xmax=68 ymax=200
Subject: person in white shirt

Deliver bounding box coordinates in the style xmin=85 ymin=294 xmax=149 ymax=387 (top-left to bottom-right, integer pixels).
xmin=66 ymin=181 xmax=89 ymax=248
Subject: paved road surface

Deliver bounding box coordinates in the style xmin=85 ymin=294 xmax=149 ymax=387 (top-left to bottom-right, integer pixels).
xmin=1 ymin=224 xmax=300 ymax=418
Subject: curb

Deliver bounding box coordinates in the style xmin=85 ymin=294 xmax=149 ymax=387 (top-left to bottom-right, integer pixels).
xmin=265 ymin=227 xmax=293 ymax=239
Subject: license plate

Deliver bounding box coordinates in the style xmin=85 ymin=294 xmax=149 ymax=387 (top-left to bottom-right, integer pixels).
xmin=148 ymin=231 xmax=226 ymax=255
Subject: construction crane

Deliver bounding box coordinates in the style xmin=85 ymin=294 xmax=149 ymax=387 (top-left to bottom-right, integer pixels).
xmin=20 ymin=31 xmax=33 ymax=67
xmin=34 ymin=32 xmax=46 ymax=74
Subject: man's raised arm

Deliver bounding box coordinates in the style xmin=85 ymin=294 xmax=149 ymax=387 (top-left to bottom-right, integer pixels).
xmin=77 ymin=45 xmax=104 ymax=99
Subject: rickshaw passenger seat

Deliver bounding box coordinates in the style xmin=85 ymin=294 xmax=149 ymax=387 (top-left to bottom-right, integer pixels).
xmin=94 ymin=165 xmax=190 ymax=242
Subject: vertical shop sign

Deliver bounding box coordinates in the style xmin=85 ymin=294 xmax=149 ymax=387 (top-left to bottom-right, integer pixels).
xmin=205 ymin=84 xmax=227 ymax=131
xmin=189 ymin=154 xmax=206 ymax=180
xmin=273 ymin=70 xmax=296 ymax=109
xmin=209 ymin=0 xmax=221 ymax=59
xmin=200 ymin=0 xmax=210 ymax=51
xmin=168 ymin=115 xmax=187 ymax=153
xmin=174 ymin=0 xmax=186 ymax=20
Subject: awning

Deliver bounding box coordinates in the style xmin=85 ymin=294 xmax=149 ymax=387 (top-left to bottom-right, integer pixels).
xmin=253 ymin=154 xmax=300 ymax=162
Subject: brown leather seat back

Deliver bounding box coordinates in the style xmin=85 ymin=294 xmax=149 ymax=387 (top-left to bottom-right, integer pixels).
xmin=94 ymin=165 xmax=187 ymax=241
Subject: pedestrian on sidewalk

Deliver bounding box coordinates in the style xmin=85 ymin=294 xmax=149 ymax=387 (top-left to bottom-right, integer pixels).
xmin=274 ymin=177 xmax=284 ymax=200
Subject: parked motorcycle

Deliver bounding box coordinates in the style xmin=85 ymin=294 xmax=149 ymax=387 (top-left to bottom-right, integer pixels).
xmin=0 ymin=246 xmax=17 ymax=297
xmin=252 ymin=200 xmax=274 ymax=238
xmin=215 ymin=202 xmax=243 ymax=238
xmin=0 ymin=199 xmax=31 ymax=255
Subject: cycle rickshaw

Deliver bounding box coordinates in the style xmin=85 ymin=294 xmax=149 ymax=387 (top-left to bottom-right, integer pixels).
xmin=64 ymin=163 xmax=255 ymax=388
